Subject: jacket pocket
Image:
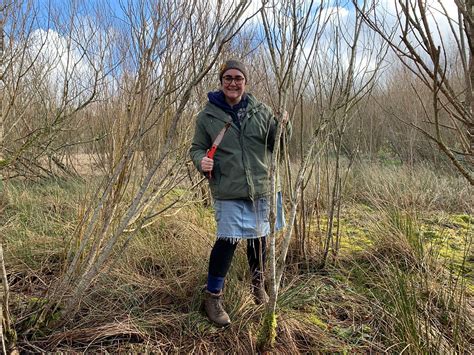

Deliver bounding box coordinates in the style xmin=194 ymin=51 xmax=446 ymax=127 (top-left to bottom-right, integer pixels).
xmin=209 ymin=162 xmax=222 ymax=197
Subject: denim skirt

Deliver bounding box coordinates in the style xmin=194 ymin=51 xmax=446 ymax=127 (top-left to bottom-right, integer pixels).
xmin=214 ymin=192 xmax=285 ymax=242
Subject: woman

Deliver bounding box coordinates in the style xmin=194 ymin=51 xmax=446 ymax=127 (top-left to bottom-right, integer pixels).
xmin=190 ymin=59 xmax=290 ymax=327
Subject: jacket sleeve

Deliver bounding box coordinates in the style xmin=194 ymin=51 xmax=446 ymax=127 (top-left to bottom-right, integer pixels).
xmin=189 ymin=115 xmax=211 ymax=175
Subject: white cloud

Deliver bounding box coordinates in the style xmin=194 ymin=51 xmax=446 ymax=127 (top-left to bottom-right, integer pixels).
xmin=366 ymin=0 xmax=461 ymax=72
xmin=376 ymin=0 xmax=459 ymax=42
xmin=23 ymin=28 xmax=97 ymax=103
xmin=379 ymin=0 xmax=457 ymax=17
xmin=321 ymin=5 xmax=349 ymax=22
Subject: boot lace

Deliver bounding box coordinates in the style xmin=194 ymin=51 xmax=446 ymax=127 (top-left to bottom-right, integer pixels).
xmin=212 ymin=296 xmax=225 ymax=315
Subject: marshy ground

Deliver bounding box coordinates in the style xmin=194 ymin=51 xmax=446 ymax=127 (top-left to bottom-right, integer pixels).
xmin=1 ymin=162 xmax=472 ymax=353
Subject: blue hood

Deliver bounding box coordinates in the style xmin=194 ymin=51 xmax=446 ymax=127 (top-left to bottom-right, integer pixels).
xmin=208 ymin=90 xmax=248 ymax=128
xmin=208 ymin=90 xmax=248 ymax=111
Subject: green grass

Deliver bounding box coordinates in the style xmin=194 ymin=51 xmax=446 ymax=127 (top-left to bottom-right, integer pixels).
xmin=1 ymin=179 xmax=88 ymax=268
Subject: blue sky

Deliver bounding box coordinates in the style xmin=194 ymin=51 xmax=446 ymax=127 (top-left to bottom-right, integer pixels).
xmin=17 ymin=0 xmax=459 ymax=95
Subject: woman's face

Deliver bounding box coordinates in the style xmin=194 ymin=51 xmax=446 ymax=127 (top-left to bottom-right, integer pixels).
xmin=221 ymin=69 xmax=246 ymax=106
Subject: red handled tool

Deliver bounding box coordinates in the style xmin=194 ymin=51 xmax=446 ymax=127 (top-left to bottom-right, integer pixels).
xmin=206 ymin=122 xmax=231 ymax=179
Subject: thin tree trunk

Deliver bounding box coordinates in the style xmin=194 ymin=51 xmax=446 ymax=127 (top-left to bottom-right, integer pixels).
xmin=1 ymin=244 xmax=17 ymax=354
xmin=0 ymin=3 xmax=4 ymax=161
xmin=468 ymin=0 xmax=474 ymax=165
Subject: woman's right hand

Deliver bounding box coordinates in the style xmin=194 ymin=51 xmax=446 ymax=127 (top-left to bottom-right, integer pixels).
xmin=201 ymin=156 xmax=214 ymax=173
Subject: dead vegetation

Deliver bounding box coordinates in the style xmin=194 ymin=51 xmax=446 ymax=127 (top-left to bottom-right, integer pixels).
xmin=1 ymin=162 xmax=472 ymax=353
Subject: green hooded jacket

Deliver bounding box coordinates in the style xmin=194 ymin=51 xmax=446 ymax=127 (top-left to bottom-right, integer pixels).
xmin=189 ymin=93 xmax=291 ymax=200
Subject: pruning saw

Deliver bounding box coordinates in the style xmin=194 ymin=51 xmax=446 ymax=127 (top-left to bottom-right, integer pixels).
xmin=206 ymin=122 xmax=231 ymax=179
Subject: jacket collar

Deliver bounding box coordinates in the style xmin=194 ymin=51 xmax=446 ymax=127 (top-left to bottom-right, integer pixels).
xmin=204 ymin=92 xmax=261 ymax=123
xmin=207 ymin=90 xmax=248 ymax=112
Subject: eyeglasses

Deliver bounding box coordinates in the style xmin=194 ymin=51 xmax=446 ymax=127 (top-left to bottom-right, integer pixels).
xmin=222 ymin=75 xmax=245 ymax=85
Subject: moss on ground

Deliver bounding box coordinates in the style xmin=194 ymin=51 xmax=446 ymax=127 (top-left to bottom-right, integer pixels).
xmin=418 ymin=214 xmax=473 ymax=281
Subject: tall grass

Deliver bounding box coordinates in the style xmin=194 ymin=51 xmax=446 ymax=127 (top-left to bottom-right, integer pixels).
xmin=1 ymin=162 xmax=472 ymax=352
xmin=354 ymin=198 xmax=472 ymax=353
xmin=347 ymin=162 xmax=474 ymax=213
xmin=297 ymin=161 xmax=473 ymax=352
xmin=1 ymin=179 xmax=88 ymax=269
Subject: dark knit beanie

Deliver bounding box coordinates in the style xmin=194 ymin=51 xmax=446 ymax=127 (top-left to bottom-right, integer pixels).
xmin=219 ymin=59 xmax=248 ymax=82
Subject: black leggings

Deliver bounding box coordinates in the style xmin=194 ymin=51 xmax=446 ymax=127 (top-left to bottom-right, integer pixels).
xmin=208 ymin=237 xmax=266 ymax=280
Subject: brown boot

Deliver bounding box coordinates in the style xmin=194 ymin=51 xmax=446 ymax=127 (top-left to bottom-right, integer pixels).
xmin=202 ymin=289 xmax=231 ymax=327
xmin=251 ymin=278 xmax=269 ymax=305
